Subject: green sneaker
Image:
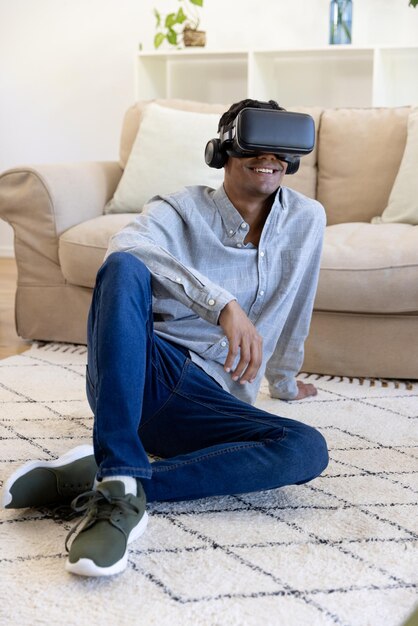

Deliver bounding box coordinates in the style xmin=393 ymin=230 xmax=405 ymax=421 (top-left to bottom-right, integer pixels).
xmin=65 ymin=480 xmax=148 ymax=577
xmin=1 ymin=445 xmax=96 ymax=509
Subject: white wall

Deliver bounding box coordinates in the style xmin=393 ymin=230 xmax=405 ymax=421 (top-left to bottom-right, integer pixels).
xmin=1 ymin=0 xmax=418 ymax=254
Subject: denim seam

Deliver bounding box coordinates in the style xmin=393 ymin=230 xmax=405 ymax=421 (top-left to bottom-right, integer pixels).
xmin=151 ymin=437 xmax=285 ymax=473
xmin=91 ymin=281 xmax=104 ymax=457
xmin=99 ymin=466 xmax=153 ymax=478
xmin=141 ymin=356 xmax=285 ymax=434
xmin=169 ymin=382 xmax=288 ymax=433
xmin=100 ymin=465 xmax=152 ymax=473
xmin=139 ymin=358 xmax=193 ymax=429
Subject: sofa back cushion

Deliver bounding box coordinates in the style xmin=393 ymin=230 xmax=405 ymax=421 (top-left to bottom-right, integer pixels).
xmin=119 ymin=99 xmax=226 ymax=169
xmin=372 ymin=107 xmax=418 ymax=225
xmin=317 ymin=107 xmax=410 ymax=225
xmin=106 ymin=103 xmax=225 ymax=213
xmin=113 ymin=99 xmax=319 ymax=211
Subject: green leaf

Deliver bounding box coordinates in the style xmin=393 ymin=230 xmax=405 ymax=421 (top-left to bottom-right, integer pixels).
xmin=190 ymin=0 xmax=203 ymax=6
xmin=409 ymin=0 xmax=418 ymax=7
xmin=167 ymin=28 xmax=178 ymax=45
xmin=176 ymin=7 xmax=187 ymax=23
xmin=153 ymin=8 xmax=161 ymax=27
xmin=154 ymin=32 xmax=165 ymax=49
xmin=165 ymin=12 xmax=178 ymax=28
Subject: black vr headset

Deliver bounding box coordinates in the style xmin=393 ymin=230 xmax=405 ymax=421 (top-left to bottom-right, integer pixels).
xmin=205 ymin=106 xmax=315 ymax=175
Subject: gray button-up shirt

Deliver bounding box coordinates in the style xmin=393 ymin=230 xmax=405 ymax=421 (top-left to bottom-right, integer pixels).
xmin=106 ymin=184 xmax=326 ymax=403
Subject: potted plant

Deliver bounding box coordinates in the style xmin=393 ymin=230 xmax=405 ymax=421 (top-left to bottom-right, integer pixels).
xmin=410 ymin=0 xmax=418 ymax=6
xmin=154 ymin=0 xmax=205 ymax=49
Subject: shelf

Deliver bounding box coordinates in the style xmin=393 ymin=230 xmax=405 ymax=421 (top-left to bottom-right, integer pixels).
xmin=373 ymin=47 xmax=418 ymax=107
xmin=136 ymin=51 xmax=248 ymax=104
xmin=136 ymin=46 xmax=418 ymax=108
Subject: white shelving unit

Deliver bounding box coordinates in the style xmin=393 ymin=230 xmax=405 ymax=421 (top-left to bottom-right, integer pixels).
xmin=136 ymin=46 xmax=418 ymax=108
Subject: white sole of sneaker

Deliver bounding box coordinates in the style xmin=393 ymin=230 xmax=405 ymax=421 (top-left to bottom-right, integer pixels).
xmin=1 ymin=444 xmax=94 ymax=508
xmin=65 ymin=511 xmax=149 ymax=577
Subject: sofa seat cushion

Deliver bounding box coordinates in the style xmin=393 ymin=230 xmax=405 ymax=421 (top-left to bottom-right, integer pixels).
xmin=59 ymin=214 xmax=134 ymax=288
xmin=316 ymin=223 xmax=418 ymax=313
xmin=61 ymin=218 xmax=418 ymax=315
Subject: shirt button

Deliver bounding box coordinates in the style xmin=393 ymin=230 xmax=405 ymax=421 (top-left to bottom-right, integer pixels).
xmin=221 ymin=340 xmax=227 ymax=347
xmin=237 ymin=243 xmax=242 ymax=248
xmin=175 ymin=277 xmax=182 ymax=283
xmin=208 ymin=298 xmax=216 ymax=306
xmin=229 ymin=229 xmax=234 ymax=235
xmin=260 ymin=290 xmax=265 ymax=296
xmin=240 ymin=222 xmax=247 ymax=229
xmin=260 ymin=251 xmax=265 ymax=257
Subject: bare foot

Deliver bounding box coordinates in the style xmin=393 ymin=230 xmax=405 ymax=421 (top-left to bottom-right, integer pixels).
xmin=293 ymin=380 xmax=318 ymax=400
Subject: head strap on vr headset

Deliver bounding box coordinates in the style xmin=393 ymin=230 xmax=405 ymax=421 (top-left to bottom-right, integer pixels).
xmin=218 ymin=101 xmax=277 ymax=147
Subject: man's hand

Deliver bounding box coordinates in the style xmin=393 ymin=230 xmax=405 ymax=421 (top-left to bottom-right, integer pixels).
xmin=218 ymin=300 xmax=263 ymax=385
xmin=293 ymin=380 xmax=317 ymax=400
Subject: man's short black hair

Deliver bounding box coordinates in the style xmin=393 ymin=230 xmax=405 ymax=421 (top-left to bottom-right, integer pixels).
xmin=217 ymin=99 xmax=285 ymax=133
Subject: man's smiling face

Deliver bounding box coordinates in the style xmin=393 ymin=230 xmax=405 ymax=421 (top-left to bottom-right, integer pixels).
xmin=224 ymin=153 xmax=287 ymax=200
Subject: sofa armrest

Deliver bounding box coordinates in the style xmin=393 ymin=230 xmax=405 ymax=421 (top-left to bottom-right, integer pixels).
xmin=0 ymin=161 xmax=122 ymax=286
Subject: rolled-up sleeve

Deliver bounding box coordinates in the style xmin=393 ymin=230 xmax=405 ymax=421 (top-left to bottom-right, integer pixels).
xmin=106 ymin=198 xmax=236 ymax=325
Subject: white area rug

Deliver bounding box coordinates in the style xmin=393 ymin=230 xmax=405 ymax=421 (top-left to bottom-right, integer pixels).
xmin=0 ymin=343 xmax=417 ymax=626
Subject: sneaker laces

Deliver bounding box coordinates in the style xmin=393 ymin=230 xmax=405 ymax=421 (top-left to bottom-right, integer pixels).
xmin=45 ymin=504 xmax=81 ymax=521
xmin=65 ymin=489 xmax=141 ymax=552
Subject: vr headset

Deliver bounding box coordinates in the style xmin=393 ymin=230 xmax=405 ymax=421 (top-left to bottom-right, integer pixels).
xmin=205 ymin=106 xmax=315 ymax=175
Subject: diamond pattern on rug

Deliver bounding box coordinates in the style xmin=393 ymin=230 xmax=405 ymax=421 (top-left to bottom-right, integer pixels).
xmin=0 ymin=343 xmax=417 ymax=626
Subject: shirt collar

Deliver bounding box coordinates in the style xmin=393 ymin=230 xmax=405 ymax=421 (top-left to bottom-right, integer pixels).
xmin=213 ymin=185 xmax=246 ymax=237
xmin=213 ymin=184 xmax=284 ymax=238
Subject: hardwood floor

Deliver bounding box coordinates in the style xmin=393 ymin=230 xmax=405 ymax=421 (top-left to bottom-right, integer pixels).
xmin=0 ymin=258 xmax=31 ymax=359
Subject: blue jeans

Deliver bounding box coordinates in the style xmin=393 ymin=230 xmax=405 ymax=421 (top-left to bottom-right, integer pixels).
xmin=86 ymin=252 xmax=328 ymax=502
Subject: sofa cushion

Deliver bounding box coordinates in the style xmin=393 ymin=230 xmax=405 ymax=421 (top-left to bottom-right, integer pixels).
xmin=317 ymin=107 xmax=411 ymax=225
xmin=372 ymin=107 xmax=418 ymax=226
xmin=316 ymin=223 xmax=418 ymax=313
xmin=105 ymin=103 xmax=224 ymax=213
xmin=61 ymin=217 xmax=418 ymax=316
xmin=59 ymin=214 xmax=134 ymax=288
xmin=119 ymin=99 xmax=226 ymax=169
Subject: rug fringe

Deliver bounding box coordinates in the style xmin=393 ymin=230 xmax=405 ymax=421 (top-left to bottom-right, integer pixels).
xmin=32 ymin=341 xmax=87 ymax=356
xmin=299 ymin=372 xmax=416 ymax=390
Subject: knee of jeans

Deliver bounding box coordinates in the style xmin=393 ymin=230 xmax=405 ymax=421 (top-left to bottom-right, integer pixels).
xmin=98 ymin=252 xmax=150 ymax=284
xmin=285 ymin=422 xmax=328 ymax=478
xmin=302 ymin=424 xmax=329 ymax=476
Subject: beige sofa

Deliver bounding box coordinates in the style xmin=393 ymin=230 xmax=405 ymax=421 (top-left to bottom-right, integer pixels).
xmin=1 ymin=100 xmax=417 ymax=379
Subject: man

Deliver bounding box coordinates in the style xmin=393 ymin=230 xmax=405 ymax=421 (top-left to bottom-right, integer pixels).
xmin=2 ymin=99 xmax=328 ymax=578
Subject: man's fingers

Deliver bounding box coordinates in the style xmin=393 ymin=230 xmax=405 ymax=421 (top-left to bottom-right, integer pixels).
xmin=224 ymin=341 xmax=239 ymax=372
xmin=219 ymin=301 xmax=263 ymax=384
xmin=240 ymin=340 xmax=262 ymax=383
xmin=231 ymin=340 xmax=251 ymax=381
xmin=230 ymin=334 xmax=262 ymax=384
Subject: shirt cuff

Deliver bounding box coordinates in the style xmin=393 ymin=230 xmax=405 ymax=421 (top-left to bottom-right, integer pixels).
xmin=268 ymin=378 xmax=298 ymax=401
xmin=191 ymin=292 xmax=236 ymax=325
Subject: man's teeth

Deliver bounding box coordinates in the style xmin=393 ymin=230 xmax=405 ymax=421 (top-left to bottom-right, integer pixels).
xmin=253 ymin=167 xmax=274 ymax=174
